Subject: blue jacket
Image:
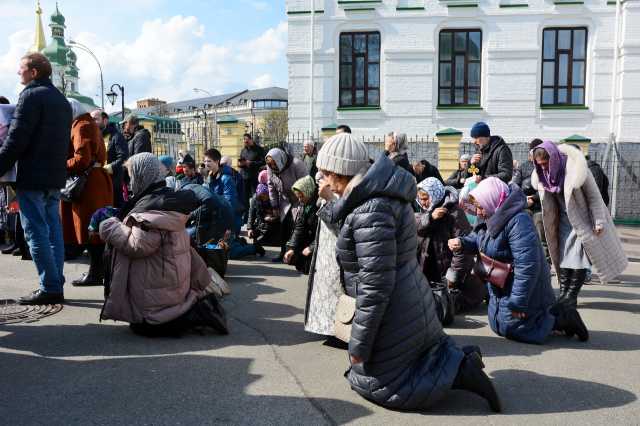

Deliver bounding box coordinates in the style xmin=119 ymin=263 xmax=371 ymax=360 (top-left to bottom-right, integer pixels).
xmin=0 ymin=78 xmax=72 ymax=190
xmin=208 ymin=165 xmax=240 ymax=212
xmin=461 ymin=184 xmax=555 ymax=344
xmin=182 ymin=184 xmax=233 ymax=243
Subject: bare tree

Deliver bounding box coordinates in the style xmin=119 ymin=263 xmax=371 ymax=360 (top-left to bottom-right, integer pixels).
xmin=261 ymin=110 xmax=288 ymax=144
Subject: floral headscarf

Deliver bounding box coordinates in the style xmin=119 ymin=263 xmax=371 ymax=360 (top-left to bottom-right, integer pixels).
xmin=416 ymin=177 xmax=445 ymax=212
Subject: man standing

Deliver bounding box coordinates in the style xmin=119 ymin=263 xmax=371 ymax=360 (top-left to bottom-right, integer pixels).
xmin=123 ymin=114 xmax=152 ymax=156
xmin=238 ymin=133 xmax=265 ymax=219
xmin=469 ymin=122 xmax=513 ymax=183
xmin=0 ymin=53 xmax=72 ymax=304
xmin=300 ymin=141 xmax=317 ymax=176
xmin=91 ymin=110 xmax=128 ymax=207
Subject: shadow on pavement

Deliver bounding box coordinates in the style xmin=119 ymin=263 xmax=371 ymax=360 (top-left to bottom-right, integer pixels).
xmin=0 ymin=352 xmax=372 ymax=425
xmin=490 ymin=369 xmax=637 ymax=414
xmin=580 ymin=301 xmax=640 ymax=314
xmin=579 ymin=289 xmax=640 ymax=300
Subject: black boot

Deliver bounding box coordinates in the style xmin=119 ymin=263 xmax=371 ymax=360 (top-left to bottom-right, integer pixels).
xmin=72 ymin=244 xmax=105 ymax=286
xmin=553 ymin=305 xmax=589 ymax=342
xmin=453 ymin=351 xmax=502 ymax=413
xmin=565 ymin=269 xmax=587 ymax=309
xmin=551 ymin=268 xmax=571 ymax=315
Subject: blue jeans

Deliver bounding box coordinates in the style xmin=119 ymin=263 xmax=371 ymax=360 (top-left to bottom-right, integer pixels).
xmin=17 ymin=190 xmax=65 ymax=293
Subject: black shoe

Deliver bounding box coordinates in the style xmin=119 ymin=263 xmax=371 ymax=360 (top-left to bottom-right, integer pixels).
xmin=1 ymin=243 xmax=17 ymax=255
xmin=255 ymin=244 xmax=266 ymax=257
xmin=18 ymin=289 xmax=64 ymax=305
xmin=271 ymin=256 xmax=283 ymax=263
xmin=72 ymin=273 xmax=104 ymax=287
xmin=556 ymin=308 xmax=589 ymax=342
xmin=453 ymin=352 xmax=502 ymax=413
xmin=462 ymin=345 xmax=484 ymax=366
xmin=21 ymin=250 xmax=32 ymax=261
xmin=12 ymin=247 xmax=22 ymax=257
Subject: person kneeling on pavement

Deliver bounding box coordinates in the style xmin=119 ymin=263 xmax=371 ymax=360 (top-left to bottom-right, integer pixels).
xmin=247 ymin=183 xmax=281 ymax=248
xmin=98 ymin=153 xmax=228 ymax=337
xmin=283 ymin=175 xmax=318 ymax=274
xmin=414 ymin=178 xmax=486 ymax=325
xmin=448 ymin=177 xmax=588 ymax=344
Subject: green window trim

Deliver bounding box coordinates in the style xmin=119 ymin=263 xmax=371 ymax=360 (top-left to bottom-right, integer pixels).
xmin=337 ymin=106 xmax=382 ymax=111
xmin=499 ymin=3 xmax=529 ymax=7
xmin=396 ymin=6 xmax=426 ymax=10
xmin=448 ymin=3 xmax=479 ymax=7
xmin=553 ymin=1 xmax=584 ymax=4
xmin=337 ymin=0 xmax=382 ymax=4
xmin=539 ymin=105 xmax=589 ymax=110
xmin=286 ymin=10 xmax=325 ymax=15
xmin=614 ymin=218 xmax=640 ymax=227
xmin=437 ymin=105 xmax=483 ymax=110
xmin=344 ymin=7 xmax=376 ymax=11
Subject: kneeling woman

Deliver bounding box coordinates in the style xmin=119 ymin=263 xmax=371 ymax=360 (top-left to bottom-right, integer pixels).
xmin=99 ymin=153 xmax=227 ymax=336
xmin=449 ymin=178 xmax=588 ymax=344
xmin=316 ymin=133 xmax=501 ymax=413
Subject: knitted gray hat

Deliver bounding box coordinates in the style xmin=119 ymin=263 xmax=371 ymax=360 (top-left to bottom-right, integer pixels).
xmin=316 ymin=133 xmax=369 ymax=176
xmin=128 ymin=152 xmax=162 ymax=196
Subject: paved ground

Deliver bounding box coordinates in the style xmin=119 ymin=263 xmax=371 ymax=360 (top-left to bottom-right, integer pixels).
xmin=1 ymin=227 xmax=639 ymax=425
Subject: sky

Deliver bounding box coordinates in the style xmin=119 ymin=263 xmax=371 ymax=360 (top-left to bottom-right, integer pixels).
xmin=0 ymin=0 xmax=288 ymax=113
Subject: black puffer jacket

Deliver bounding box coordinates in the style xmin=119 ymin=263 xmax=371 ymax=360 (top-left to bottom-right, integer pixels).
xmin=127 ymin=126 xmax=152 ymax=157
xmin=104 ymin=123 xmax=128 ymax=207
xmin=513 ymin=160 xmax=540 ymax=212
xmin=320 ymin=154 xmax=464 ymax=410
xmin=587 ymin=159 xmax=610 ymax=206
xmin=477 ymin=136 xmax=513 ymax=183
xmin=0 ymin=78 xmax=72 ymax=190
xmin=445 ymin=168 xmax=472 ymax=190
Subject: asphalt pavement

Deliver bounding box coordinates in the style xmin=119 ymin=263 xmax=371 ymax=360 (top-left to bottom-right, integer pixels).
xmin=0 ymin=227 xmax=639 ymax=425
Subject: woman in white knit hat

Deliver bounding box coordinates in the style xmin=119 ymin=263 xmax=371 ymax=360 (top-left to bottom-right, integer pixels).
xmin=315 ymin=132 xmax=501 ymax=413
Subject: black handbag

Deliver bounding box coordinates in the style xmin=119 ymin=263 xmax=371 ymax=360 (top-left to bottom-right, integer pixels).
xmin=61 ymin=162 xmax=95 ymax=202
xmin=196 ymin=244 xmax=228 ymax=277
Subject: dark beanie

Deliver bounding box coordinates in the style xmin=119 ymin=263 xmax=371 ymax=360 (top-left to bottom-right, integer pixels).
xmin=182 ymin=153 xmax=195 ymax=167
xmin=529 ymin=138 xmax=543 ymax=150
xmin=470 ymin=122 xmax=491 ymax=138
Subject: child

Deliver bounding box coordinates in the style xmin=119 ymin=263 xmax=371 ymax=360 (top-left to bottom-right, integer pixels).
xmin=283 ymin=175 xmax=318 ymax=274
xmin=247 ymin=183 xmax=281 ymax=247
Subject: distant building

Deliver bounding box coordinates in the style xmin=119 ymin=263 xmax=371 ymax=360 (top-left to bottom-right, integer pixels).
xmin=135 ymin=87 xmax=288 ymax=158
xmin=136 ymin=98 xmax=167 ymax=109
xmin=286 ymin=0 xmax=640 ymax=144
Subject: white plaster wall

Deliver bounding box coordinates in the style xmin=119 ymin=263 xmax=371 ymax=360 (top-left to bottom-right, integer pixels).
xmin=287 ymin=0 xmax=640 ymax=142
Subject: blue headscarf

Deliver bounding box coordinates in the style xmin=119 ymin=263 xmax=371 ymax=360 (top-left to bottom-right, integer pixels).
xmin=417 ymin=177 xmax=445 ymax=212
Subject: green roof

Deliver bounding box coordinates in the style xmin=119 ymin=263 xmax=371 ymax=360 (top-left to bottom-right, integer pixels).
xmin=42 ymin=38 xmax=69 ymax=66
xmin=436 ymin=127 xmax=463 ymax=136
xmin=67 ymin=92 xmax=97 ymax=108
xmin=217 ymin=115 xmax=239 ymax=124
xmin=138 ymin=114 xmax=181 ymax=134
xmin=321 ymin=123 xmax=338 ymax=131
xmin=51 ymin=5 xmax=66 ymax=26
xmin=562 ymin=134 xmax=591 ymax=142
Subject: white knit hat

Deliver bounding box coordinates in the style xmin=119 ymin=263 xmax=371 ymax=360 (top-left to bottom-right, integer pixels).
xmin=316 ymin=133 xmax=369 ymax=176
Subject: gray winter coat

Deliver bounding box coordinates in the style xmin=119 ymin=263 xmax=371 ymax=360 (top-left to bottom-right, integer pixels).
xmin=319 ymin=153 xmax=464 ymax=410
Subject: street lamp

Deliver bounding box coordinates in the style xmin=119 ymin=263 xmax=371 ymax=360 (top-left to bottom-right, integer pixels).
xmin=191 ymin=105 xmax=209 ymax=150
xmin=193 ymin=87 xmax=219 ymax=147
xmin=68 ymin=39 xmax=104 ymax=110
xmin=106 ymin=83 xmax=125 ymax=123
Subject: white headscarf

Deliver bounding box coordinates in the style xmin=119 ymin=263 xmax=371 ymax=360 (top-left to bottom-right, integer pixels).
xmin=67 ymin=98 xmax=89 ymax=120
xmin=128 ymin=153 xmax=162 ymax=196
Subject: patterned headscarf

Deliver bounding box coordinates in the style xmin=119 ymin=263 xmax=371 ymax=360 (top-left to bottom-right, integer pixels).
xmin=469 ymin=177 xmax=510 ymax=217
xmin=534 ymin=140 xmax=568 ymax=193
xmin=256 ymin=183 xmax=269 ymax=196
xmin=128 ymin=153 xmax=163 ymax=196
xmin=292 ymin=175 xmax=317 ymax=200
xmin=266 ymin=148 xmax=287 ymax=173
xmin=416 ymin=177 xmax=445 ymax=211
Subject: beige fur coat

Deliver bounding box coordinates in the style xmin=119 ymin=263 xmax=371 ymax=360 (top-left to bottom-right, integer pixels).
xmin=532 ymin=144 xmax=627 ymax=282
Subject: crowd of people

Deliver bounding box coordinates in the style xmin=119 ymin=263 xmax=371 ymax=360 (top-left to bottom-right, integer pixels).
xmin=0 ymin=52 xmax=630 ymax=413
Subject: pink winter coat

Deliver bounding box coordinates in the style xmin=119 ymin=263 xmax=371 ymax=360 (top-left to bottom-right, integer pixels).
xmin=99 ymin=210 xmax=212 ymax=324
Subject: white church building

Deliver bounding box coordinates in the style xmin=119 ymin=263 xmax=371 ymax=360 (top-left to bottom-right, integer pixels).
xmin=286 ymin=0 xmax=640 ymax=144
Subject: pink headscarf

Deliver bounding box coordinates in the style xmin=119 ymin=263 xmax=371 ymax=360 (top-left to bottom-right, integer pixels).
xmin=258 ymin=169 xmax=269 ymax=185
xmin=469 ymin=177 xmax=510 ymax=217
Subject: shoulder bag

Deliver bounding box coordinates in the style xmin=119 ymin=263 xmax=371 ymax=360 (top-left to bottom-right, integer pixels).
xmin=61 ymin=162 xmax=96 ymax=203
xmin=473 ymin=233 xmax=513 ymax=289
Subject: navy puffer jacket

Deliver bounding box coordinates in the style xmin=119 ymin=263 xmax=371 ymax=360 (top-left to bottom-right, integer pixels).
xmin=461 ymin=184 xmax=555 ymax=344
xmin=320 ymin=153 xmax=464 ymax=410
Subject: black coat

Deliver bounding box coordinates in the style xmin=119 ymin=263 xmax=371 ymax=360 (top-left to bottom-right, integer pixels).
xmin=287 ymin=195 xmax=319 ymax=273
xmin=120 ymin=181 xmax=199 ymax=218
xmin=320 ymin=153 xmax=463 ymax=410
xmin=387 ymin=151 xmax=414 ymax=176
xmin=0 ymin=78 xmax=72 ymax=190
xmin=127 ymin=126 xmax=152 ymax=157
xmin=182 ymin=183 xmax=234 ymax=243
xmin=587 ymin=160 xmax=610 ymax=206
xmin=513 ymin=160 xmax=540 ymax=212
xmin=477 ymin=136 xmax=513 ymax=183
xmin=445 ymin=168 xmax=472 ymax=189
xmin=104 ymin=123 xmax=128 ymax=207
xmin=239 ymin=144 xmax=266 ymax=181
xmin=416 ymin=160 xmax=444 ymax=184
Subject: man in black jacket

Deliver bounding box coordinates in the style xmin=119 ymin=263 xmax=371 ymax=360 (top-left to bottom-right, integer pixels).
xmin=469 ymin=122 xmax=513 ymax=183
xmin=0 ymin=53 xmax=71 ymax=304
xmin=92 ymin=110 xmax=128 ymax=207
xmin=237 ymin=133 xmax=265 ymax=220
xmin=123 ymin=114 xmax=152 ymax=157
